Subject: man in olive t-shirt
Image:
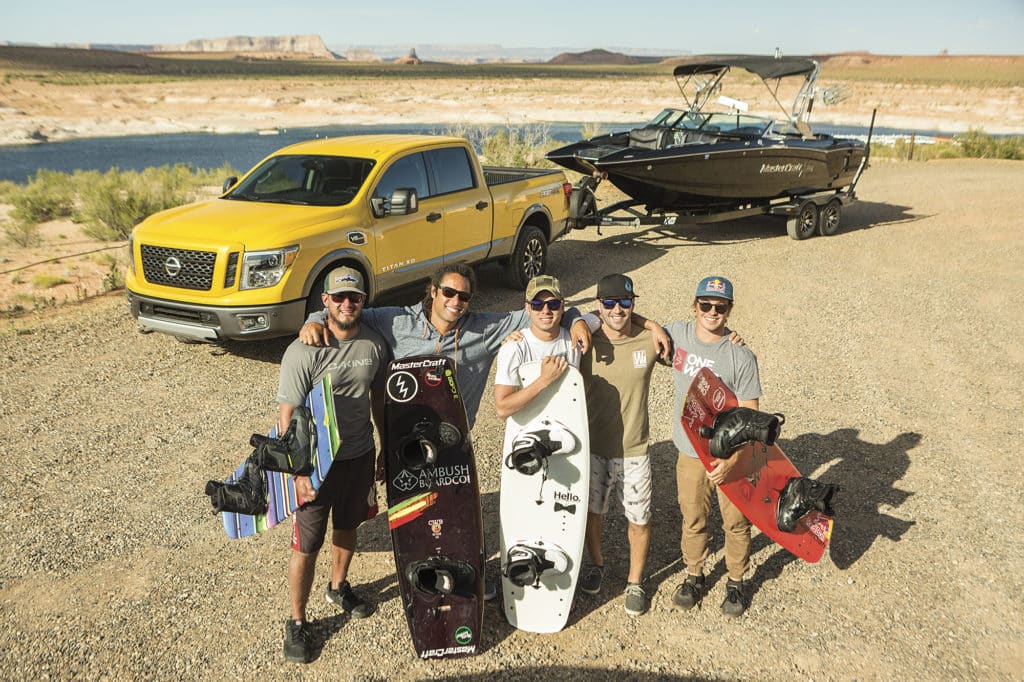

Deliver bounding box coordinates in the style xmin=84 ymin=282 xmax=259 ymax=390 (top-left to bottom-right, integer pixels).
xmin=579 ymin=274 xmax=659 ymax=617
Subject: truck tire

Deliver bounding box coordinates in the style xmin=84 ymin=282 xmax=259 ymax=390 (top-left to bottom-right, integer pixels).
xmin=504 ymin=226 xmax=547 ymax=290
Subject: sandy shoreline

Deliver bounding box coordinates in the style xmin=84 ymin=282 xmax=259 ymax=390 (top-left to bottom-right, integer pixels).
xmin=2 ymin=76 xmax=1022 ymax=147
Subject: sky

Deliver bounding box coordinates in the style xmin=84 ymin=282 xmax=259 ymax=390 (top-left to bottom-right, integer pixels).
xmin=3 ymin=0 xmax=1023 ymax=56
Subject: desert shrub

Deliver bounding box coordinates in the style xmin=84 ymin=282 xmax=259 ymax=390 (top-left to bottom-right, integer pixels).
xmin=31 ymin=273 xmax=69 ymax=289
xmin=0 ymin=180 xmax=20 ymax=203
xmin=479 ymin=124 xmax=560 ymax=167
xmin=77 ymin=166 xmax=193 ymax=240
xmin=579 ymin=122 xmax=605 ymax=139
xmin=10 ymin=170 xmax=76 ymax=223
xmin=2 ymin=217 xmax=43 ymax=247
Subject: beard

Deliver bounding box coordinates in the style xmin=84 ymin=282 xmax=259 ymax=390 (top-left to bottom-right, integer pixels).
xmin=335 ymin=318 xmax=357 ymax=330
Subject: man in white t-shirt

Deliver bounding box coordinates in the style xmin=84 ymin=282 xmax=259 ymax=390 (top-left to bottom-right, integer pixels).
xmin=493 ymin=275 xmax=580 ymax=418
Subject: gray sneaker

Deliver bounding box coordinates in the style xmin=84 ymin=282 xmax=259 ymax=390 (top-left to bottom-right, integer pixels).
xmin=326 ymin=580 xmax=371 ymax=618
xmin=672 ymin=573 xmax=705 ymax=611
xmin=623 ymin=582 xmax=647 ymax=616
xmin=721 ymin=579 xmax=747 ymax=618
xmin=579 ymin=565 xmax=605 ymax=595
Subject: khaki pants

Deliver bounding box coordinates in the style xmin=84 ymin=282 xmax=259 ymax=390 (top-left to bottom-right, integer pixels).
xmin=676 ymin=453 xmax=751 ymax=581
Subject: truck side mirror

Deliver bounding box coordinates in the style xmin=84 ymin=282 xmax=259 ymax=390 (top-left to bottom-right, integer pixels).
xmin=390 ymin=188 xmax=419 ymax=216
xmin=222 ymin=176 xmax=238 ymax=193
xmin=371 ymin=187 xmax=419 ymax=218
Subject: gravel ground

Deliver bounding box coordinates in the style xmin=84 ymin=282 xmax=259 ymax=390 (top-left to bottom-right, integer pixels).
xmin=1 ymin=159 xmax=1021 ymax=680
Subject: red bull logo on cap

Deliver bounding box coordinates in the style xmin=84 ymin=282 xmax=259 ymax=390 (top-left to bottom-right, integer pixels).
xmin=704 ymin=279 xmax=726 ymax=294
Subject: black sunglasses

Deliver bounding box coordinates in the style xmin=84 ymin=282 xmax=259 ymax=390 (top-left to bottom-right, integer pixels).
xmin=438 ymin=286 xmax=473 ymax=303
xmin=600 ymin=298 xmax=634 ymax=309
xmin=528 ymin=299 xmax=563 ymax=311
xmin=329 ymin=292 xmax=365 ymax=305
xmin=697 ymin=301 xmax=730 ymax=314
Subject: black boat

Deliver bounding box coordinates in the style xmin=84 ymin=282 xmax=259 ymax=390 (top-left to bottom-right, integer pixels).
xmin=546 ymin=54 xmax=869 ymax=211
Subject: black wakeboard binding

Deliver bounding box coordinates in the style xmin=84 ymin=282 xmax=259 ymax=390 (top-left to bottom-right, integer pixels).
xmin=405 ymin=556 xmax=477 ymax=598
xmin=505 ymin=418 xmax=578 ymax=475
xmin=204 ymin=457 xmax=268 ymax=515
xmin=699 ymin=407 xmax=785 ymax=459
xmin=776 ymin=476 xmax=841 ymax=532
xmin=248 ymin=405 xmax=315 ymax=476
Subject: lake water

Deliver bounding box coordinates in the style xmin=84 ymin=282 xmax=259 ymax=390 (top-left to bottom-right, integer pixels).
xmin=0 ymin=121 xmax=947 ymax=183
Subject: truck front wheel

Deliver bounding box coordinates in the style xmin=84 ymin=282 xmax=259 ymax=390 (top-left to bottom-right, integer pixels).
xmin=504 ymin=226 xmax=547 ymax=290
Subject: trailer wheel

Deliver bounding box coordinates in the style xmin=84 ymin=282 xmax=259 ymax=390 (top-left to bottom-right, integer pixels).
xmin=787 ymin=200 xmax=818 ymax=240
xmin=819 ymin=199 xmax=842 ymax=236
xmin=504 ymin=226 xmax=547 ymax=290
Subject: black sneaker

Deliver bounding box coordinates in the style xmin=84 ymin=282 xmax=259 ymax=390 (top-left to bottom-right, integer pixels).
xmin=283 ymin=620 xmax=311 ymax=663
xmin=721 ymin=579 xmax=747 ymax=618
xmin=578 ymin=565 xmax=605 ymax=595
xmin=326 ymin=580 xmax=371 ymax=618
xmin=672 ymin=573 xmax=705 ymax=611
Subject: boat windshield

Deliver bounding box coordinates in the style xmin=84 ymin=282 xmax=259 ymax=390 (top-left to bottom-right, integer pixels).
xmin=224 ymin=154 xmax=375 ymax=206
xmin=646 ymin=109 xmax=709 ymax=131
xmin=699 ymin=113 xmax=773 ymax=138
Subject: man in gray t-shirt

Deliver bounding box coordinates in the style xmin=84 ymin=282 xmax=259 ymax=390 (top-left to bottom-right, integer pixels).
xmin=668 ymin=276 xmax=762 ymax=620
xmin=280 ymin=266 xmax=389 ymax=665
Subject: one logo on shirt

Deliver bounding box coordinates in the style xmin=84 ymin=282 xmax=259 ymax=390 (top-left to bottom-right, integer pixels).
xmin=386 ymin=371 xmax=418 ymax=402
xmin=673 ymin=348 xmax=715 ymax=378
xmin=632 ymin=350 xmax=647 ymax=368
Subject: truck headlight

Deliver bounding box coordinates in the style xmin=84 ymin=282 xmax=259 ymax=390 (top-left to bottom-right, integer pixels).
xmin=239 ymin=246 xmax=299 ymax=290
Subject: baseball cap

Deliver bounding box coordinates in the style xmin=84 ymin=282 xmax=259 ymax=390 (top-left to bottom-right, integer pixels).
xmin=324 ymin=266 xmax=366 ymax=295
xmin=596 ymin=273 xmax=638 ymax=299
xmin=525 ymin=275 xmax=562 ymax=301
xmin=695 ymin=276 xmax=733 ymax=301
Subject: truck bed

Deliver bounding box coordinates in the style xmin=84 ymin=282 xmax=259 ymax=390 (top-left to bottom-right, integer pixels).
xmin=482 ymin=166 xmax=564 ymax=187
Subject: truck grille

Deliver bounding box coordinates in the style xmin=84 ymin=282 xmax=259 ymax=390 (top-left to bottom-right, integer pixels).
xmin=141 ymin=245 xmax=216 ymax=291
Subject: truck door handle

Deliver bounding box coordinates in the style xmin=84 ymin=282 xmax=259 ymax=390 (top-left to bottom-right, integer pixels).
xmin=476 ymin=201 xmax=489 ymax=210
xmin=426 ymin=212 xmax=442 ymax=223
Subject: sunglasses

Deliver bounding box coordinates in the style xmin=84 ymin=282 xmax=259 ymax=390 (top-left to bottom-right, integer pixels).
xmin=328 ymin=292 xmax=365 ymax=305
xmin=528 ymin=299 xmax=563 ymax=311
xmin=697 ymin=301 xmax=730 ymax=314
xmin=600 ymin=298 xmax=634 ymax=310
xmin=438 ymin=286 xmax=473 ymax=303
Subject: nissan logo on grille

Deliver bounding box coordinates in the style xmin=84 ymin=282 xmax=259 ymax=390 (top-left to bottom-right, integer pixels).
xmin=164 ymin=257 xmax=182 ymax=277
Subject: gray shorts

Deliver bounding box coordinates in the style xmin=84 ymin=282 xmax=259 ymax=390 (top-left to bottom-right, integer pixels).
xmin=588 ymin=453 xmax=652 ymax=525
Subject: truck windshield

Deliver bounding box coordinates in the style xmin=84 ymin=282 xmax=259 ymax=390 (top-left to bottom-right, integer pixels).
xmin=225 ymin=155 xmax=375 ymax=206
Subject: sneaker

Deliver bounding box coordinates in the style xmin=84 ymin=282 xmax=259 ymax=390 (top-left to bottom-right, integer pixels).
xmin=721 ymin=579 xmax=747 ymax=618
xmin=579 ymin=565 xmax=605 ymax=595
xmin=623 ymin=582 xmax=647 ymax=616
xmin=326 ymin=580 xmax=371 ymax=618
xmin=672 ymin=573 xmax=705 ymax=611
xmin=283 ymin=620 xmax=311 ymax=663
xmin=483 ymin=570 xmax=498 ymax=601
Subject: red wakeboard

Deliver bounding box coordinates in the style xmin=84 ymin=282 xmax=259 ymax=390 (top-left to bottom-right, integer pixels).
xmin=681 ymin=367 xmax=833 ymax=563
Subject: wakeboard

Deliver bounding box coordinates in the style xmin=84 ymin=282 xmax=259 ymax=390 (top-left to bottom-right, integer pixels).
xmin=216 ymin=374 xmax=341 ymax=540
xmin=499 ymin=362 xmax=589 ymax=633
xmin=681 ymin=367 xmax=833 ymax=563
xmin=384 ymin=355 xmax=483 ymax=660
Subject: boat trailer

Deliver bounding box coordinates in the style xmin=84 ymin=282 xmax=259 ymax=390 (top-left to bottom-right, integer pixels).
xmin=566 ymin=111 xmax=876 ymax=241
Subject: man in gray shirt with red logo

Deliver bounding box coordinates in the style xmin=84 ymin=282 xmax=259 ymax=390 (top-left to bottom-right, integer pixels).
xmin=668 ymin=275 xmax=762 ymax=618
xmin=278 ymin=266 xmax=390 ymax=663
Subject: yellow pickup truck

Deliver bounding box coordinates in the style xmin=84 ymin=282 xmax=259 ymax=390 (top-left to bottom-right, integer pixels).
xmin=125 ymin=134 xmax=571 ymax=341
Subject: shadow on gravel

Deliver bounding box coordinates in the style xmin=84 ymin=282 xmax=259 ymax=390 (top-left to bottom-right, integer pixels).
xmin=643 ymin=428 xmax=920 ymax=608
xmin=837 ymin=200 xmax=925 ymax=235
xmin=740 ymin=428 xmax=919 ymax=602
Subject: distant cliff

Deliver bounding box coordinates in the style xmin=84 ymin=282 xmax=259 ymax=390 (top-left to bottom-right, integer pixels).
xmin=151 ymin=35 xmax=338 ymax=59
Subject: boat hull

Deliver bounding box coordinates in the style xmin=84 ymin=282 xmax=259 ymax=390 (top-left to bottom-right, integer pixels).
xmin=550 ymin=138 xmax=865 ymax=210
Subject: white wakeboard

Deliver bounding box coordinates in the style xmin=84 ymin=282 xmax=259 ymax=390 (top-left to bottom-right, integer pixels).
xmin=499 ymin=362 xmax=590 ymax=633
